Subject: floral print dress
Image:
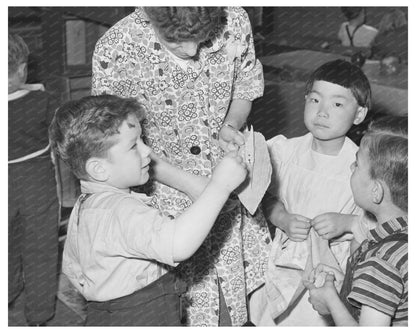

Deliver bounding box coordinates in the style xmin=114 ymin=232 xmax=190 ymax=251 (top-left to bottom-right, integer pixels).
xmin=91 ymin=7 xmax=271 ymax=326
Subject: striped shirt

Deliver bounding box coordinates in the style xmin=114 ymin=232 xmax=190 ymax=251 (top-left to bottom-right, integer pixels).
xmin=346 ymin=216 xmax=408 ymax=326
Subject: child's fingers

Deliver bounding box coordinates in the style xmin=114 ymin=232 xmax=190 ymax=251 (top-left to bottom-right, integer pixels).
xmin=227 ymin=142 xmax=240 ymax=152
xmin=304 ymin=280 xmax=316 ymax=291
xmin=324 ymin=272 xmax=335 ymax=285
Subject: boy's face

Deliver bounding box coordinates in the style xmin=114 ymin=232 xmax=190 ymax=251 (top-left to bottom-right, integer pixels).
xmin=350 ymin=147 xmax=373 ymax=211
xmin=104 ymin=115 xmax=152 ymax=190
xmin=304 ymin=80 xmax=364 ymax=142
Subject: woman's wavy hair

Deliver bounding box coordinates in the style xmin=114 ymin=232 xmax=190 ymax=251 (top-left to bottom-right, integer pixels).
xmin=144 ymin=7 xmax=227 ymax=43
xmin=360 ymin=116 xmax=408 ymax=211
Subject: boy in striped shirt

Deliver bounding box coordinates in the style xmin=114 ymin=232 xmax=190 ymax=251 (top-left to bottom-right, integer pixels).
xmin=305 ymin=116 xmax=407 ymax=326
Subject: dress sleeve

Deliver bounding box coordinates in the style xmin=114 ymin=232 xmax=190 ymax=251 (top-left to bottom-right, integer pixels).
xmin=230 ymin=7 xmax=264 ymax=101
xmin=91 ymin=30 xmax=149 ymax=109
xmin=347 ymin=256 xmax=404 ymax=318
xmin=110 ymin=197 xmax=176 ymax=267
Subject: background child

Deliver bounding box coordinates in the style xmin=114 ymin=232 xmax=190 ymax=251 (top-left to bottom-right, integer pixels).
xmin=338 ymin=7 xmax=378 ymax=48
xmin=250 ymin=59 xmax=375 ymax=326
xmin=48 ymin=94 xmax=247 ymax=326
xmin=305 ymin=116 xmax=408 ymax=326
xmin=8 ymin=33 xmax=59 ymax=326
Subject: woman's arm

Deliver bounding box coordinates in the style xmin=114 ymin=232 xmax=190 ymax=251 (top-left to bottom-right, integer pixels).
xmin=218 ymin=99 xmax=251 ymax=152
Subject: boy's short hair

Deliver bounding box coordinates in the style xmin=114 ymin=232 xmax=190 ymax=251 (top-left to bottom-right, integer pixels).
xmin=360 ymin=116 xmax=408 ymax=211
xmin=49 ymin=95 xmax=145 ymax=180
xmin=144 ymin=7 xmax=227 ymax=43
xmin=305 ymin=59 xmax=372 ymax=109
xmin=9 ymin=33 xmax=29 ymax=75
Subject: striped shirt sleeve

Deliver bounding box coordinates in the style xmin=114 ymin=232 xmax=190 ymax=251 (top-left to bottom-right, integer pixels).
xmin=347 ymin=247 xmax=406 ymax=318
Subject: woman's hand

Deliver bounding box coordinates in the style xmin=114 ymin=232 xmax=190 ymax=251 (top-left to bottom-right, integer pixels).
xmin=218 ymin=124 xmax=245 ymax=153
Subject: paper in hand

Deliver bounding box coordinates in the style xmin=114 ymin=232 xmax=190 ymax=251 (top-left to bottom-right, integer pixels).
xmin=237 ymin=127 xmax=272 ymax=215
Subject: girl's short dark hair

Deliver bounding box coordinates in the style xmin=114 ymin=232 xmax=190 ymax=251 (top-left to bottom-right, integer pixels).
xmin=49 ymin=95 xmax=145 ymax=180
xmin=305 ymin=59 xmax=372 ymax=109
xmin=144 ymin=7 xmax=227 ymax=43
xmin=360 ymin=116 xmax=408 ymax=211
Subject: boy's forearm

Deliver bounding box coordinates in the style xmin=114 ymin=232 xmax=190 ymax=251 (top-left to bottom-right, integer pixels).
xmin=327 ymin=295 xmax=358 ymax=326
xmin=172 ymin=181 xmax=230 ymax=262
xmin=151 ymin=152 xmax=208 ymax=201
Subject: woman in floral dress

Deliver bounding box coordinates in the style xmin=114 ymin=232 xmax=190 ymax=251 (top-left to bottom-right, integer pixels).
xmin=91 ymin=7 xmax=271 ymax=326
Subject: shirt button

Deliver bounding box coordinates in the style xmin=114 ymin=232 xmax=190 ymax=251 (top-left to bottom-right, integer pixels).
xmin=190 ymin=146 xmax=201 ymax=155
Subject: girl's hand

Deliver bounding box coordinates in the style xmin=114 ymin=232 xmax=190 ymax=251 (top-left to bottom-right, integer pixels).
xmin=278 ymin=213 xmax=311 ymax=242
xmin=311 ymin=213 xmax=353 ymax=240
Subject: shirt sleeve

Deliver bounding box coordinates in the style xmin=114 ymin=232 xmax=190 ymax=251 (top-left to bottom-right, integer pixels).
xmin=347 ymin=256 xmax=404 ymax=317
xmin=110 ymin=197 xmax=176 ymax=267
xmin=229 ymin=7 xmax=264 ymax=101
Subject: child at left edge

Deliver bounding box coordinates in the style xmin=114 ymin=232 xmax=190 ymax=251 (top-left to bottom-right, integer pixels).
xmin=8 ymin=33 xmax=59 ymax=326
xmin=305 ymin=116 xmax=408 ymax=326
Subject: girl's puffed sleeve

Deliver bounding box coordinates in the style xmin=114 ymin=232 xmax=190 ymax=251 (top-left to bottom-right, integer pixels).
xmin=266 ymin=135 xmax=287 ymax=195
xmin=230 ymin=7 xmax=264 ymax=101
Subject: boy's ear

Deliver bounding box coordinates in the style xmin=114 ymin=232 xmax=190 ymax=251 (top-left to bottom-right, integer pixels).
xmin=353 ymin=106 xmax=368 ymax=125
xmin=85 ymin=157 xmax=109 ymax=182
xmin=17 ymin=62 xmax=27 ymax=80
xmin=372 ymin=179 xmax=384 ymax=204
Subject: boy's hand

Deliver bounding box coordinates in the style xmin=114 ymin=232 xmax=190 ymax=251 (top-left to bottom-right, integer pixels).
xmin=219 ymin=124 xmax=245 ymax=153
xmin=278 ymin=213 xmax=311 ymax=242
xmin=308 ymin=263 xmax=344 ymax=288
xmin=211 ymin=151 xmax=247 ymax=194
xmin=304 ymin=272 xmax=338 ymax=316
xmin=311 ymin=213 xmax=352 ymax=240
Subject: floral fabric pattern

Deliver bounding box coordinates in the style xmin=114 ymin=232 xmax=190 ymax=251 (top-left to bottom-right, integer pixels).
xmin=91 ymin=6 xmax=270 ymax=326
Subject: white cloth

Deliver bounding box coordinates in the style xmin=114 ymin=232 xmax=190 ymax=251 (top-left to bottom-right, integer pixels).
xmin=337 ymin=22 xmax=378 ymax=47
xmin=250 ymin=133 xmax=363 ymax=326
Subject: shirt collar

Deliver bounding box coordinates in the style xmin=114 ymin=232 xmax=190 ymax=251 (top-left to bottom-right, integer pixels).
xmin=80 ymin=180 xmax=152 ymax=203
xmin=8 ymin=83 xmax=45 ymax=101
xmin=81 ymin=180 xmax=129 ymax=195
xmin=368 ymin=216 xmax=408 ymax=242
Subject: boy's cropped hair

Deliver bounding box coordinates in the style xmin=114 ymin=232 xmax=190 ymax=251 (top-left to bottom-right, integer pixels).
xmin=49 ymin=95 xmax=145 ymax=180
xmin=305 ymin=59 xmax=372 ymax=109
xmin=341 ymin=7 xmax=364 ymax=21
xmin=361 ymin=116 xmax=408 ymax=211
xmin=8 ymin=33 xmax=29 ymax=75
